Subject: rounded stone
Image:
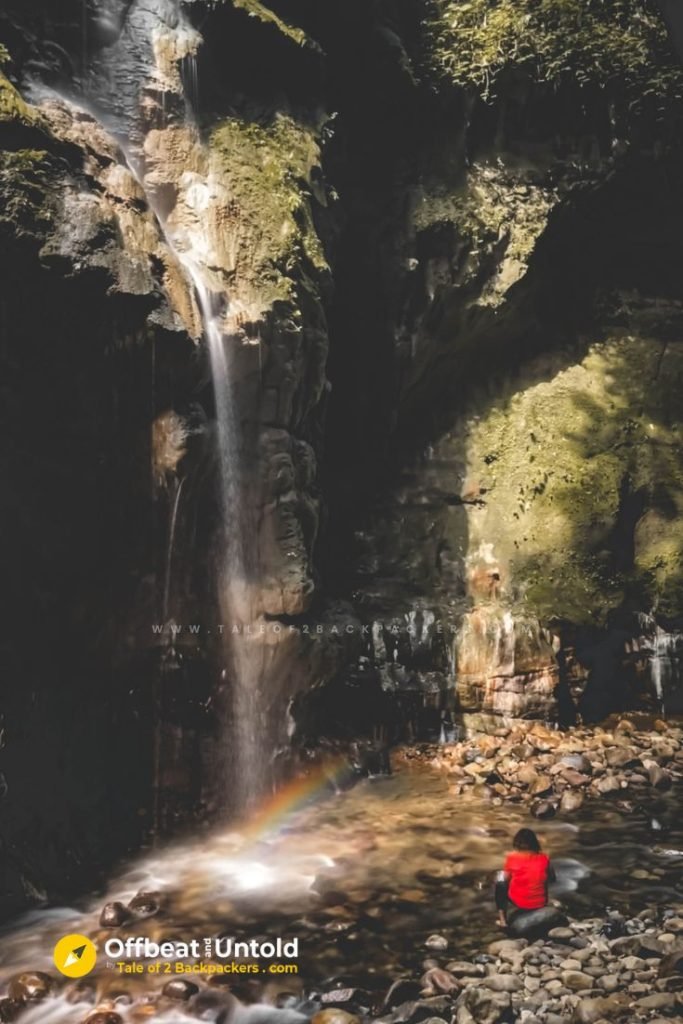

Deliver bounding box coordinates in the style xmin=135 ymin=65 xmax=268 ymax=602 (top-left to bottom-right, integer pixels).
xmin=84 ymin=1014 xmax=123 ymax=1024
xmin=162 ymin=979 xmax=199 ymax=1001
xmin=99 ymin=901 xmax=130 ymax=928
xmin=560 ymin=790 xmax=584 ymax=813
xmin=561 ymin=970 xmax=594 ymax=991
xmin=7 ymin=972 xmax=53 ymax=1003
xmin=128 ymin=891 xmax=160 ymax=918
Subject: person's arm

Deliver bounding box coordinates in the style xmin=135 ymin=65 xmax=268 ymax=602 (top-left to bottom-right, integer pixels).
xmin=547 ymin=860 xmax=556 ymax=883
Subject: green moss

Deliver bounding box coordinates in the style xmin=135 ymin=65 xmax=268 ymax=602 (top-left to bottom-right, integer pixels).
xmin=460 ymin=335 xmax=683 ymax=623
xmin=209 ymin=113 xmax=327 ymax=306
xmin=426 ymin=0 xmax=683 ymax=102
xmin=0 ymin=148 xmax=53 ymax=235
xmin=0 ymin=70 xmax=37 ymax=125
xmin=232 ymin=0 xmax=321 ymax=52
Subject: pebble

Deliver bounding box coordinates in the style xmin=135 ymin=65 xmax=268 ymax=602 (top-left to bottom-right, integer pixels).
xmin=560 ymin=790 xmax=584 ymax=812
xmin=594 ymin=775 xmax=621 ymax=794
xmin=560 ymin=971 xmax=594 ymax=991
xmin=481 ymin=975 xmax=521 ymax=993
xmin=99 ymin=902 xmax=130 ymax=928
xmin=84 ymin=1014 xmax=122 ymax=1024
xmin=572 ymin=994 xmax=626 ymax=1023
xmin=162 ymin=979 xmax=199 ymax=1001
xmin=558 ymin=755 xmax=593 ymax=775
xmin=420 ymin=969 xmax=458 ymax=996
xmin=634 ymin=992 xmax=677 ymax=1009
xmin=424 ymin=935 xmax=448 ymax=952
xmin=487 ymin=939 xmax=527 ymax=955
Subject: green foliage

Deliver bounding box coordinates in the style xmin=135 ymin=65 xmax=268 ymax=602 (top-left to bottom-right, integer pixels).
xmin=426 ymin=0 xmax=683 ymax=100
xmin=232 ymin=0 xmax=321 ymax=51
xmin=0 ymin=70 xmax=37 ymax=124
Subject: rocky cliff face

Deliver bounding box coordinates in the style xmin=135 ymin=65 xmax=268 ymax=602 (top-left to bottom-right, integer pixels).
xmin=316 ymin=0 xmax=683 ymax=737
xmin=1 ymin=0 xmax=683 ymax=914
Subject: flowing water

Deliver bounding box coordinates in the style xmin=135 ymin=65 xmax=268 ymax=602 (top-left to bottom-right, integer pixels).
xmin=80 ymin=0 xmax=269 ymax=807
xmin=1 ymin=761 xmax=682 ymax=1021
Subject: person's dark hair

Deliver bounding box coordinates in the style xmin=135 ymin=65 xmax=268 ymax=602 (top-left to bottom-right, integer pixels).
xmin=513 ymin=828 xmax=541 ymax=853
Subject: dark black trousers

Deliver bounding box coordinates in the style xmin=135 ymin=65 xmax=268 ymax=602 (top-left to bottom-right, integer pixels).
xmin=495 ymin=876 xmax=520 ymax=916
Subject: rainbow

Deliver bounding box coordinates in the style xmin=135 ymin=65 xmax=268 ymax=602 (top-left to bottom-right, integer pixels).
xmin=241 ymin=755 xmax=353 ymax=839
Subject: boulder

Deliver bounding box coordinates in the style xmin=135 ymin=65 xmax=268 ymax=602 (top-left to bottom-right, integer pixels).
xmin=7 ymin=973 xmax=53 ymax=1003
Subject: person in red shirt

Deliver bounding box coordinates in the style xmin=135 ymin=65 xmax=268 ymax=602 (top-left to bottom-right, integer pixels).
xmin=495 ymin=827 xmax=555 ymax=927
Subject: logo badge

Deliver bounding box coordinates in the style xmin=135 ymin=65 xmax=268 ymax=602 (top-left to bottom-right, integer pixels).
xmin=53 ymin=934 xmax=97 ymax=977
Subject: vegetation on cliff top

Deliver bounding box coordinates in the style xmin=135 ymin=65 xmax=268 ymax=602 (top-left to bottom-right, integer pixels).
xmin=426 ymin=0 xmax=683 ymax=100
xmin=231 ymin=0 xmax=321 ymax=52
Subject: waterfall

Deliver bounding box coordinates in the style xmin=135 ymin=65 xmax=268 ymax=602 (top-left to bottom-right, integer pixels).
xmin=650 ymin=627 xmax=683 ymax=712
xmin=70 ymin=0 xmax=270 ymax=810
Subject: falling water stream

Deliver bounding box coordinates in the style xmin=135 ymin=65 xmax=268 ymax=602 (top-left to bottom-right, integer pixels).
xmin=93 ymin=0 xmax=268 ymax=808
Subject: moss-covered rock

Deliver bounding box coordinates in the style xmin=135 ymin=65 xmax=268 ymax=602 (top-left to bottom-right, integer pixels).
xmin=459 ymin=333 xmax=683 ymax=623
xmin=0 ymin=70 xmax=38 ymax=125
xmin=209 ymin=113 xmax=328 ymax=308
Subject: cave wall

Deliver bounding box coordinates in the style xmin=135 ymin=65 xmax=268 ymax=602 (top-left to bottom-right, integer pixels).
xmin=311 ymin=0 xmax=683 ymax=736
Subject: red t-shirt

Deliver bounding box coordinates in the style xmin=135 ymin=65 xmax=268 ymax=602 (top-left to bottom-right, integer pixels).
xmin=504 ymin=851 xmax=551 ymax=909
